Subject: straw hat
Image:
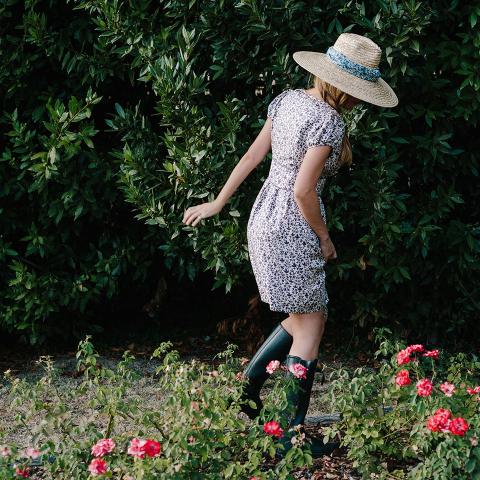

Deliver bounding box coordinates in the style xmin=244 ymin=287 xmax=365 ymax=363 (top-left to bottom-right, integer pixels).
xmin=293 ymin=33 xmax=398 ymax=108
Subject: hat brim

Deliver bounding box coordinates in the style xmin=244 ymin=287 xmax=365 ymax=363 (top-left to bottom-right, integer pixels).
xmin=293 ymin=51 xmax=398 ymax=108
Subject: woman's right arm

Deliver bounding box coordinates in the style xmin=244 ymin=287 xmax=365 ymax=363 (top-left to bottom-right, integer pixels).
xmin=182 ymin=117 xmax=274 ymax=227
xmin=293 ymin=144 xmax=337 ymax=261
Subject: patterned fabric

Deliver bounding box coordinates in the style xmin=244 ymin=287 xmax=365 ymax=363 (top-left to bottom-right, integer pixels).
xmin=247 ymin=88 xmax=345 ymax=317
xmin=326 ymin=46 xmax=381 ymax=82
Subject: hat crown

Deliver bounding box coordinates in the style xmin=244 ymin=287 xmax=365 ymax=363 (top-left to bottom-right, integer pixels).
xmin=333 ymin=33 xmax=381 ymax=69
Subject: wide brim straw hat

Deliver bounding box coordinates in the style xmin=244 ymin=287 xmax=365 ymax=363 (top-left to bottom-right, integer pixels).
xmin=293 ymin=33 xmax=398 ymax=108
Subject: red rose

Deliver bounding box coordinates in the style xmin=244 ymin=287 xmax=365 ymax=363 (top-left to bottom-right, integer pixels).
xmin=426 ymin=408 xmax=452 ymax=433
xmin=127 ymin=438 xmax=161 ymax=458
xmin=448 ymin=417 xmax=469 ymax=436
xmin=395 ymin=369 xmax=411 ymax=386
xmin=15 ymin=466 xmax=30 ymax=478
xmin=263 ymin=420 xmax=284 ymax=438
xmin=406 ymin=344 xmax=425 ymax=354
xmin=466 ymin=385 xmax=480 ymax=395
xmin=143 ymin=439 xmax=161 ymax=457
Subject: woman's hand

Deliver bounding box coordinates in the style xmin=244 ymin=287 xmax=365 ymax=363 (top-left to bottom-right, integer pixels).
xmin=319 ymin=234 xmax=337 ymax=262
xmin=182 ymin=200 xmax=223 ymax=226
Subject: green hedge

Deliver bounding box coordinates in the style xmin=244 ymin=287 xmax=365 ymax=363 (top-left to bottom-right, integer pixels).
xmin=1 ymin=0 xmax=479 ymax=344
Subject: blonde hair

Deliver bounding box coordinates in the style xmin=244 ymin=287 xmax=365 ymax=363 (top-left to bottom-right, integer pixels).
xmin=309 ymin=75 xmax=353 ymax=167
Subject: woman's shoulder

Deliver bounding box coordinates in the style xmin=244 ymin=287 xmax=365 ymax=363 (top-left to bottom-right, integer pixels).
xmin=269 ymin=88 xmax=294 ymax=105
xmin=267 ymin=88 xmax=294 ymax=118
xmin=305 ymin=105 xmax=345 ymax=149
xmin=309 ymin=105 xmax=345 ymax=132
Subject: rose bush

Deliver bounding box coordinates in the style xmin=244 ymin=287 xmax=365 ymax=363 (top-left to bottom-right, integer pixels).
xmin=0 ymin=336 xmax=314 ymax=479
xmin=322 ymin=327 xmax=480 ymax=479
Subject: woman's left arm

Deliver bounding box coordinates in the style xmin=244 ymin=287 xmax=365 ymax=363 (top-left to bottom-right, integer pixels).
xmin=182 ymin=118 xmax=273 ymax=226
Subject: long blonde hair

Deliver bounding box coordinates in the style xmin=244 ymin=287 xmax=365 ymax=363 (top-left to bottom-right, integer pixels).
xmin=309 ymin=76 xmax=353 ymax=167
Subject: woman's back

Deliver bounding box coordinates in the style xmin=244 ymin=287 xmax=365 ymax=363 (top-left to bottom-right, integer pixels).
xmin=267 ymin=88 xmax=345 ymax=195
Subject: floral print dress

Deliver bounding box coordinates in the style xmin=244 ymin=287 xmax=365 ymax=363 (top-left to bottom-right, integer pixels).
xmin=246 ymin=88 xmax=346 ymax=319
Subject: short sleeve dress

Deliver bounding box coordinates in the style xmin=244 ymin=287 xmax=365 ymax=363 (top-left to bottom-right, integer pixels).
xmin=246 ymin=88 xmax=346 ymax=319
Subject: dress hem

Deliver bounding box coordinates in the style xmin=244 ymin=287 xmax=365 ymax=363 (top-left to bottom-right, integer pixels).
xmin=259 ymin=294 xmax=329 ymax=317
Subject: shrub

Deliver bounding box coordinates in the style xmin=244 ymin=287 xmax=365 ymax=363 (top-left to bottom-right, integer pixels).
xmin=1 ymin=0 xmax=479 ymax=342
xmin=0 ymin=336 xmax=314 ymax=479
xmin=322 ymin=327 xmax=480 ymax=479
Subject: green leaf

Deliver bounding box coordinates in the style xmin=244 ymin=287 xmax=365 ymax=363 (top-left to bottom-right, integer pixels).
xmin=466 ymin=458 xmax=476 ymax=473
xmin=399 ymin=267 xmax=411 ymax=280
xmin=74 ymin=205 xmax=83 ymax=220
xmin=470 ymin=13 xmax=477 ymax=28
xmin=48 ymin=147 xmax=57 ymax=164
xmin=115 ymin=103 xmax=126 ymax=119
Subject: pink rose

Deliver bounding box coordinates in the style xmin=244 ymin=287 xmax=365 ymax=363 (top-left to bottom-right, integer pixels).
xmin=422 ymin=349 xmax=439 ymax=359
xmin=439 ymin=382 xmax=456 ymax=397
xmin=1 ymin=446 xmax=11 ymax=457
xmin=289 ymin=363 xmax=307 ymax=380
xmin=395 ymin=369 xmax=411 ymax=386
xmin=91 ymin=438 xmax=116 ymax=457
xmin=127 ymin=438 xmax=147 ymax=458
xmin=24 ymin=447 xmax=41 ymax=459
xmin=88 ymin=458 xmax=108 ymax=476
xmin=416 ymin=378 xmax=433 ymax=397
xmin=396 ymin=349 xmax=411 ymax=366
xmin=263 ymin=420 xmax=284 ymax=438
xmin=466 ymin=385 xmax=480 ymax=395
xmin=266 ymin=360 xmax=281 ymax=374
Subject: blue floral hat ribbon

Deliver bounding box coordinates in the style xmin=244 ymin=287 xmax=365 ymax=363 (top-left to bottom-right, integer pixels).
xmin=326 ymin=46 xmax=381 ymax=82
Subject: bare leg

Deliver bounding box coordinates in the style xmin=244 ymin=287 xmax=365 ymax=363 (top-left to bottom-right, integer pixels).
xmin=288 ymin=310 xmax=327 ymax=360
xmin=280 ymin=315 xmax=293 ymax=336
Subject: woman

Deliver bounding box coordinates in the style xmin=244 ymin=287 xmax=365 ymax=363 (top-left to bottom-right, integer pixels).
xmin=182 ymin=33 xmax=398 ymax=456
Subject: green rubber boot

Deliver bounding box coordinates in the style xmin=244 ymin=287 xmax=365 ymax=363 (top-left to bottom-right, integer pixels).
xmin=276 ymin=355 xmax=340 ymax=458
xmin=240 ymin=323 xmax=293 ymax=419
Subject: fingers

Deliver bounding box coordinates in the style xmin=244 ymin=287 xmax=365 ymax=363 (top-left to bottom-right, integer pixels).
xmin=191 ymin=212 xmax=203 ymax=227
xmin=182 ymin=206 xmax=204 ymax=226
xmin=324 ymin=248 xmax=337 ymax=263
xmin=182 ymin=207 xmax=195 ymax=225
